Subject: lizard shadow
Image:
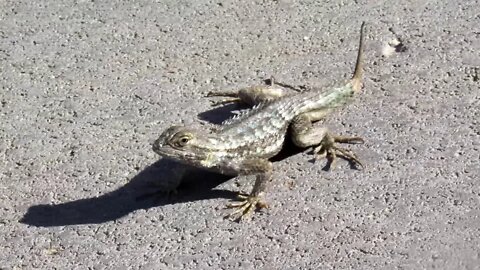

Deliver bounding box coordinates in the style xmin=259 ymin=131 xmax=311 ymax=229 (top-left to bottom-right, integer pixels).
xmin=20 ymin=159 xmax=236 ymax=227
xmin=21 ymin=146 xmax=304 ymax=227
xmin=20 ymin=143 xmax=308 ymax=228
xmin=20 ymin=101 xmax=308 ymax=227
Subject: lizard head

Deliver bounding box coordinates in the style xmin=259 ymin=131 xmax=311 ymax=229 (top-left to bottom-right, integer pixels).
xmin=152 ymin=126 xmax=209 ymax=165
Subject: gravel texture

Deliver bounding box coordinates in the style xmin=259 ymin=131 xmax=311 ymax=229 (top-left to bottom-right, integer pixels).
xmin=1 ymin=0 xmax=479 ymax=269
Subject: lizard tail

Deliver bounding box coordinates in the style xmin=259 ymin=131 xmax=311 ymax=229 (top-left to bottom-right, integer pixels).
xmin=351 ymin=22 xmax=365 ymax=92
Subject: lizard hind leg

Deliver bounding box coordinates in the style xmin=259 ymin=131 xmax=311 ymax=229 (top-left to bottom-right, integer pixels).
xmin=290 ymin=113 xmax=364 ymax=170
xmin=206 ymin=77 xmax=289 ymax=107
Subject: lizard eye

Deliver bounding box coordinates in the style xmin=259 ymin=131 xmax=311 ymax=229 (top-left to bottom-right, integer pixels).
xmin=175 ymin=135 xmax=191 ymax=147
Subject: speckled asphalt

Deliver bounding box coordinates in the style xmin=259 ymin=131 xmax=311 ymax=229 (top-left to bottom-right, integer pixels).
xmin=1 ymin=0 xmax=479 ymax=269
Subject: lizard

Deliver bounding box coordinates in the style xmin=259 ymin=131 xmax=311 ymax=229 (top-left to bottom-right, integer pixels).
xmin=152 ymin=22 xmax=366 ymax=220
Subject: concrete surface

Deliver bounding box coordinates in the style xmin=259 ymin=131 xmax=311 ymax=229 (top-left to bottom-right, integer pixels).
xmin=1 ymin=0 xmax=479 ymax=269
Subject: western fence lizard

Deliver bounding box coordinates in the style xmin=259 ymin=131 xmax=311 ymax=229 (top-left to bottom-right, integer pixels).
xmin=153 ymin=22 xmax=366 ymax=220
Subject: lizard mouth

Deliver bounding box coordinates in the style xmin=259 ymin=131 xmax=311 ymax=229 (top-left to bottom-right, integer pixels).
xmin=152 ymin=138 xmax=165 ymax=154
xmin=152 ymin=139 xmax=202 ymax=162
xmin=152 ymin=139 xmax=179 ymax=158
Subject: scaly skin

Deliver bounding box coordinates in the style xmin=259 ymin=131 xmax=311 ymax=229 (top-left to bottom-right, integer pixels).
xmin=153 ymin=23 xmax=366 ymax=221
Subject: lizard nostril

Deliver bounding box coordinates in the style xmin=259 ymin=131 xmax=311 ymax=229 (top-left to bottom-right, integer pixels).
xmin=152 ymin=138 xmax=162 ymax=152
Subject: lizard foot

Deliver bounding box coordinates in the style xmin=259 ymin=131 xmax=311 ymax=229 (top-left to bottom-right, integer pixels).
xmin=225 ymin=193 xmax=268 ymax=221
xmin=314 ymin=134 xmax=364 ymax=170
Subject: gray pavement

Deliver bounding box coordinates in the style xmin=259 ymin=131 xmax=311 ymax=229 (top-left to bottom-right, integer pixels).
xmin=1 ymin=0 xmax=479 ymax=269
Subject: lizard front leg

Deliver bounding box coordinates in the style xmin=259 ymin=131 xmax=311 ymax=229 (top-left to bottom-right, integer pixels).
xmin=291 ymin=112 xmax=364 ymax=169
xmin=226 ymin=158 xmax=273 ymax=221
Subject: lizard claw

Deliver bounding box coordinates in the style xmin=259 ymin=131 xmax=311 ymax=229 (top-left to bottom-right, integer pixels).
xmin=225 ymin=194 xmax=268 ymax=221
